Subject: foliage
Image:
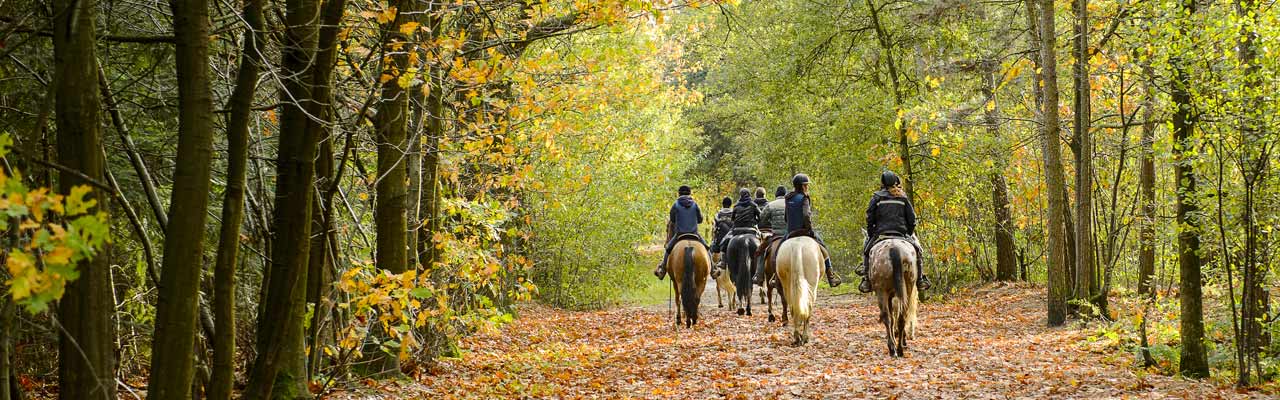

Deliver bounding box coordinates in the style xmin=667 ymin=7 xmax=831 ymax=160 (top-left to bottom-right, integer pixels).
xmin=0 ymin=134 xmax=109 ymax=313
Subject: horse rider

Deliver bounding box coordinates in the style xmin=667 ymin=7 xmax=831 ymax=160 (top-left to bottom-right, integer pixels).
xmin=717 ymin=188 xmax=763 ymax=252
xmin=753 ymin=187 xmax=769 ymax=209
xmin=780 ymin=174 xmax=842 ymax=287
xmin=753 ymin=186 xmax=788 ymax=285
xmin=654 ymin=185 xmax=708 ymax=280
xmin=709 ymin=196 xmax=735 ymax=264
xmin=856 ymin=170 xmax=932 ymax=293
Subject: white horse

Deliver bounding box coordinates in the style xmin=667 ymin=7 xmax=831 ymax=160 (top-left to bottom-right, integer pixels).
xmin=776 ymin=236 xmax=824 ymax=345
xmin=712 ymin=254 xmax=736 ymax=310
xmin=869 ymin=238 xmax=919 ymax=357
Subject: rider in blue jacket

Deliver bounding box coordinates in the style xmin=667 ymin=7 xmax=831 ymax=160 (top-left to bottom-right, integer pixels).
xmin=781 ymin=174 xmax=841 ymax=287
xmin=655 ymin=185 xmax=707 ymax=280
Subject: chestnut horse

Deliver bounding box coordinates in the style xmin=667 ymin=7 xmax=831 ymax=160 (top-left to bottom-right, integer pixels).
xmin=669 ymin=238 xmax=711 ymax=328
xmin=761 ymin=237 xmax=788 ymax=324
xmin=869 ymin=238 xmax=919 ymax=357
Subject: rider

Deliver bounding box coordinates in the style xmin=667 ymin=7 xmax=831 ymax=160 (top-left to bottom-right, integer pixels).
xmin=654 ymin=185 xmax=707 ymax=280
xmin=717 ymin=188 xmax=762 ymax=252
xmin=710 ymin=196 xmax=735 ymax=269
xmin=753 ymin=185 xmax=789 ymax=285
xmin=856 ymin=170 xmax=932 ymax=293
xmin=781 ymin=174 xmax=842 ymax=287
xmin=753 ymin=187 xmax=769 ymax=209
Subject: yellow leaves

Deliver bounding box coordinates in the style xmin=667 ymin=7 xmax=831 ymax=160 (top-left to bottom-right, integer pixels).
xmin=378 ymin=6 xmax=398 ymax=24
xmin=265 ymin=109 xmax=278 ymax=123
xmin=398 ymin=21 xmax=420 ymax=36
xmin=64 ymin=186 xmax=96 ymax=215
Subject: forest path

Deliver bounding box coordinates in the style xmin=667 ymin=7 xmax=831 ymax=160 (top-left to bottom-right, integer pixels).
xmin=343 ymin=284 xmax=1255 ymax=399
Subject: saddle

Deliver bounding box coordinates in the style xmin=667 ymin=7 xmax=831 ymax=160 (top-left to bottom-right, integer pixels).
xmin=755 ymin=234 xmax=784 ymax=258
xmin=728 ymin=227 xmax=760 ymax=237
xmin=674 ymin=232 xmax=708 ymax=248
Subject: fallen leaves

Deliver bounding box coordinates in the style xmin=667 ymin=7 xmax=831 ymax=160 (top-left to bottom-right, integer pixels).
xmin=328 ymin=283 xmax=1271 ymax=399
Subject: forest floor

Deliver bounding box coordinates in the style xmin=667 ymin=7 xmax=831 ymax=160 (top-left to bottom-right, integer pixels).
xmin=334 ymin=282 xmax=1267 ymax=399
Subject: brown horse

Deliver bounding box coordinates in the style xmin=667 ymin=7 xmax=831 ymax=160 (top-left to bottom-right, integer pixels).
xmin=669 ymin=238 xmax=711 ymax=328
xmin=761 ymin=237 xmax=788 ymax=324
xmin=869 ymin=238 xmax=919 ymax=357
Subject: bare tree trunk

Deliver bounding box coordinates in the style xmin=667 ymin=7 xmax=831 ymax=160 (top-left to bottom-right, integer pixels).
xmin=209 ymin=0 xmax=266 ymax=397
xmin=1234 ymin=0 xmax=1269 ymax=383
xmin=1137 ymin=65 xmax=1157 ymax=298
xmin=0 ymin=296 xmax=12 ymax=400
xmin=1173 ymin=0 xmax=1208 ymax=379
xmin=242 ymin=0 xmax=323 ymax=394
xmin=1071 ymin=0 xmax=1099 ymax=314
xmin=1035 ymin=0 xmax=1070 ymax=327
xmin=52 ymin=0 xmax=117 ymax=395
xmin=982 ymin=65 xmax=1016 ymax=281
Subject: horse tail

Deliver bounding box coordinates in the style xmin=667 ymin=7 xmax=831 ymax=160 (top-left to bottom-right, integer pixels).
xmin=681 ymin=246 xmax=698 ymax=325
xmin=890 ymin=245 xmax=905 ymax=319
xmin=792 ymin=243 xmax=813 ymax=321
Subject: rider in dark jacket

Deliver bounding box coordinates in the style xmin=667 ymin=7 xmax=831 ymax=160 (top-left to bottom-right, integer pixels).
xmin=718 ymin=188 xmax=762 ymax=252
xmin=856 ymin=171 xmax=931 ymax=292
xmin=710 ymin=196 xmax=734 ymax=254
xmin=655 ymin=185 xmax=707 ymax=280
xmin=780 ymin=174 xmax=841 ymax=287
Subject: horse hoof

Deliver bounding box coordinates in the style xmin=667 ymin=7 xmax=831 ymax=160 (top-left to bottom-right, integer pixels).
xmin=737 ymin=308 xmax=745 ymax=316
xmin=746 ymin=310 xmax=752 ymax=316
xmin=768 ymin=315 xmax=776 ymax=322
xmin=718 ymin=304 xmax=724 ymax=308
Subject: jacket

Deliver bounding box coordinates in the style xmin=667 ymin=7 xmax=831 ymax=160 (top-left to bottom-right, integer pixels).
xmin=669 ymin=195 xmax=703 ymax=235
xmin=732 ymin=197 xmax=761 ymax=229
xmin=866 ymin=189 xmax=915 ymax=237
xmin=785 ymin=191 xmax=813 ymax=233
xmin=760 ymin=197 xmax=788 ymax=233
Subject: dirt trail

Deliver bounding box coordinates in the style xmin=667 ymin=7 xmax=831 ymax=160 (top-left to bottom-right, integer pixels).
xmin=338 ymin=284 xmax=1261 ymax=399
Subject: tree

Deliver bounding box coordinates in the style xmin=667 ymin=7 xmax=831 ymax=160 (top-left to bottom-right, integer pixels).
xmin=1071 ymin=0 xmax=1100 ymax=314
xmin=1137 ymin=64 xmax=1157 ymax=298
xmin=51 ymin=0 xmax=117 ymax=396
xmin=983 ymin=63 xmax=1017 ymax=282
xmin=210 ymin=0 xmax=266 ymax=397
xmin=1172 ymin=0 xmax=1208 ymax=379
xmin=1035 ymin=0 xmax=1070 ymax=327
xmin=243 ymin=0 xmax=324 ymax=395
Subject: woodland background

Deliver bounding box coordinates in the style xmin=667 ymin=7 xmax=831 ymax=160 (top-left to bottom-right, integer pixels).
xmin=0 ymin=0 xmax=1278 ymax=398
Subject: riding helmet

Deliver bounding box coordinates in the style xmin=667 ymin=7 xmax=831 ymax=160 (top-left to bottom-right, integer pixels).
xmin=792 ymin=173 xmax=811 ymax=188
xmin=880 ymin=170 xmax=900 ymax=189
xmin=738 ymin=188 xmax=751 ymax=200
xmin=722 ymin=196 xmax=733 ymax=208
xmin=678 ymin=185 xmax=691 ymax=196
xmin=775 ymin=185 xmax=787 ymax=197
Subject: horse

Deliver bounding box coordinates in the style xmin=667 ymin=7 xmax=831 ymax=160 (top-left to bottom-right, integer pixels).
xmin=868 ymin=237 xmax=919 ymax=357
xmin=723 ymin=230 xmax=760 ymax=316
xmin=668 ymin=237 xmax=711 ymax=328
xmin=761 ymin=236 xmax=788 ymax=324
xmin=712 ymin=253 xmax=736 ymax=310
xmin=776 ymin=236 xmax=823 ymax=345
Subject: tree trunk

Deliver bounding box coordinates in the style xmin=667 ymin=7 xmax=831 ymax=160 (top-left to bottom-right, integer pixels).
xmin=867 ymin=0 xmax=915 ymax=200
xmin=369 ymin=0 xmax=419 ymax=375
xmin=52 ymin=0 xmax=117 ymax=395
xmin=148 ymin=0 xmax=220 ymax=392
xmin=1071 ymin=0 xmax=1099 ymax=314
xmin=1235 ymin=0 xmax=1268 ymax=383
xmin=1138 ymin=65 xmax=1157 ymax=298
xmin=1036 ymin=0 xmax=1070 ymax=327
xmin=0 ymin=296 xmax=12 ymax=400
xmin=1173 ymin=0 xmax=1208 ymax=379
xmin=209 ymin=0 xmax=266 ymax=397
xmin=242 ymin=0 xmax=323 ymax=394
xmin=982 ymin=65 xmax=1016 ymax=282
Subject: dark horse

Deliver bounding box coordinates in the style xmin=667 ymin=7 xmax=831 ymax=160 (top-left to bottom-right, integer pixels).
xmin=723 ymin=230 xmax=759 ymax=316
xmin=761 ymin=236 xmax=788 ymax=324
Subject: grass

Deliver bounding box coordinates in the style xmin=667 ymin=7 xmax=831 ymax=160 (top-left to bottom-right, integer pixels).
xmin=620 ymin=264 xmax=670 ymax=306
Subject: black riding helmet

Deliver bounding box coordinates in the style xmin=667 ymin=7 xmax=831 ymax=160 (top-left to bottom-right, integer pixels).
xmin=678 ymin=185 xmax=691 ymax=196
xmin=880 ymin=170 xmax=900 ymax=189
xmin=774 ymin=185 xmax=786 ymax=197
xmin=792 ymin=173 xmax=811 ymax=189
xmin=738 ymin=188 xmax=751 ymax=200
xmin=722 ymin=196 xmax=733 ymax=208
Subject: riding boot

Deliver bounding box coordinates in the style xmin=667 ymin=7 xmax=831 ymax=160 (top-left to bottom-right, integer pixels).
xmin=917 ymin=259 xmax=931 ymax=291
xmin=752 ymin=258 xmax=766 ymax=285
xmin=824 ymin=258 xmax=842 ymax=287
xmin=858 ymin=276 xmax=871 ymax=293
xmin=654 ymin=252 xmax=669 ymax=280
